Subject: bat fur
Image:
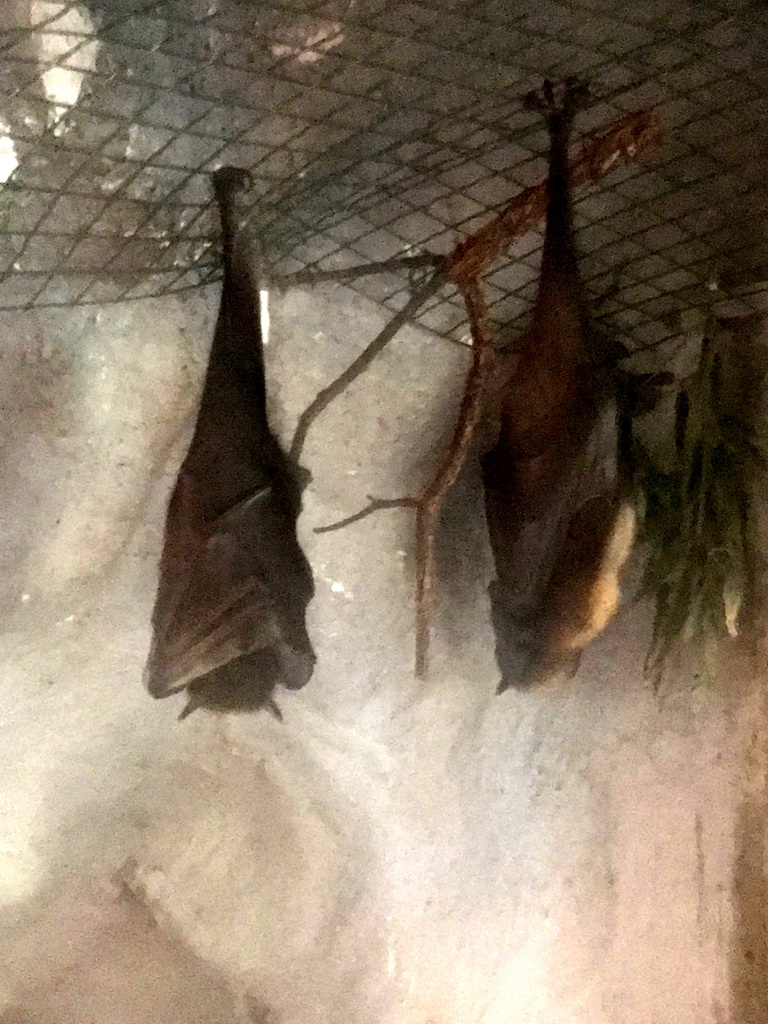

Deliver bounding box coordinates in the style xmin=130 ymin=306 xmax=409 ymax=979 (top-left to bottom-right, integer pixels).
xmin=143 ymin=166 xmax=315 ymax=719
xmin=481 ymin=80 xmax=635 ymax=692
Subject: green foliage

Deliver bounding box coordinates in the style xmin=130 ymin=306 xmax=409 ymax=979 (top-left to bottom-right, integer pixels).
xmin=635 ymin=335 xmax=764 ymax=688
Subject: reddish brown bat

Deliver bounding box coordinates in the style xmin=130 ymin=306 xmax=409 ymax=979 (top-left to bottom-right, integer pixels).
xmin=481 ymin=80 xmax=635 ymax=692
xmin=144 ymin=166 xmax=315 ymax=720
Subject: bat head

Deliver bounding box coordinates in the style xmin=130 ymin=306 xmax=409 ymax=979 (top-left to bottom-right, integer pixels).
xmin=494 ymin=497 xmax=636 ymax=693
xmin=174 ymin=640 xmax=315 ymax=720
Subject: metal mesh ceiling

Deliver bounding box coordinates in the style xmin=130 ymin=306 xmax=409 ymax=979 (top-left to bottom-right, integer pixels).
xmin=1 ymin=0 xmax=766 ymax=349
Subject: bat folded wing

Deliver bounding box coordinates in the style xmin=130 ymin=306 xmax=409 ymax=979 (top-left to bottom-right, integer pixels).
xmin=144 ymin=479 xmax=316 ymax=709
xmin=485 ymin=397 xmax=631 ymax=691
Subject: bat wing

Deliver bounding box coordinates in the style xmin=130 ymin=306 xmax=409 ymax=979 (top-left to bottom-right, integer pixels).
xmin=482 ymin=442 xmax=588 ymax=688
xmin=484 ymin=396 xmax=626 ymax=690
xmin=145 ymin=475 xmax=315 ymax=703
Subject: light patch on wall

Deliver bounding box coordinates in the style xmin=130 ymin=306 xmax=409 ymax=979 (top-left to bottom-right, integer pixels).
xmin=270 ymin=20 xmax=344 ymax=64
xmin=323 ymin=575 xmax=354 ymax=600
xmin=0 ymin=843 xmax=42 ymax=906
xmin=30 ymin=1 xmax=100 ymax=130
xmin=0 ymin=783 xmax=45 ymax=906
xmin=260 ymin=289 xmax=270 ymax=345
xmin=0 ymin=125 xmax=19 ymax=183
xmin=124 ymin=124 xmax=141 ymax=161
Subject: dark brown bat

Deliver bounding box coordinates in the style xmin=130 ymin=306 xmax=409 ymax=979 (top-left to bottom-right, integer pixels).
xmin=143 ymin=166 xmax=315 ymax=720
xmin=481 ymin=80 xmax=635 ymax=692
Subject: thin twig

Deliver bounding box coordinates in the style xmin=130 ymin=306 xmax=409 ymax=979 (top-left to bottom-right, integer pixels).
xmin=314 ymin=495 xmax=418 ymax=534
xmin=273 ymin=252 xmax=444 ymax=287
xmin=289 ymin=270 xmax=444 ymax=463
xmin=413 ymin=278 xmax=499 ymax=678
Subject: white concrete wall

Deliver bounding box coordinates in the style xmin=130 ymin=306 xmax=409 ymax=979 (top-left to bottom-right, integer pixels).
xmin=0 ymin=285 xmax=762 ymax=1023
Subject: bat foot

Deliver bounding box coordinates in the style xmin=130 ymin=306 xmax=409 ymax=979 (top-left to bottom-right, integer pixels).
xmin=294 ymin=462 xmax=313 ymax=491
xmin=266 ymin=699 xmax=283 ymax=722
xmin=496 ymin=671 xmax=538 ymax=695
xmin=565 ymin=651 xmax=582 ymax=679
xmin=177 ymin=697 xmax=199 ymax=721
xmin=523 ymin=78 xmax=591 ymax=120
xmin=211 ymin=165 xmax=253 ymax=197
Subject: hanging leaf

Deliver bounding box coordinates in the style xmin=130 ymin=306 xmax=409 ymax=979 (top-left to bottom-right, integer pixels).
xmin=634 ymin=322 xmax=764 ymax=687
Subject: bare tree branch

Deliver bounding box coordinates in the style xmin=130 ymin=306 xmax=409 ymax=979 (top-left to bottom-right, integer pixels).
xmin=413 ymin=278 xmax=499 ymax=677
xmin=312 ymin=282 xmax=498 ymax=676
xmin=289 ymin=271 xmax=444 ymax=463
xmin=273 ymin=252 xmax=443 ymax=288
xmin=314 ymin=495 xmax=418 ymax=534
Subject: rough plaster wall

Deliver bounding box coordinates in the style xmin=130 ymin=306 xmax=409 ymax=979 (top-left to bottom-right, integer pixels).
xmin=0 ymin=285 xmax=763 ymax=1023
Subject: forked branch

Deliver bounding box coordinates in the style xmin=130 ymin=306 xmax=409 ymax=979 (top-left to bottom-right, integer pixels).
xmin=413 ymin=278 xmax=498 ymax=677
xmin=313 ymin=280 xmax=498 ymax=677
xmin=289 ymin=271 xmax=444 ymax=463
xmin=314 ymin=495 xmax=419 ymax=533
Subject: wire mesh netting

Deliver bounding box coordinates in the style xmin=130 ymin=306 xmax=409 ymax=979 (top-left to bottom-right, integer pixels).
xmin=1 ymin=0 xmax=766 ymax=349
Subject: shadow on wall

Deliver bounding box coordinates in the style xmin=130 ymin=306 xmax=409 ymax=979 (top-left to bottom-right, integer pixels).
xmin=0 ymin=723 xmax=290 ymax=1023
xmin=0 ymin=298 xmax=209 ymax=615
xmin=0 ymin=310 xmax=78 ymax=608
xmin=0 ymin=881 xmax=271 ymax=1024
xmin=0 ymin=717 xmax=386 ymax=1024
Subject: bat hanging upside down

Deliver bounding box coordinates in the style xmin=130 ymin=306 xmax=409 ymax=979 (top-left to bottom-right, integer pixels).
xmin=481 ymin=79 xmax=636 ymax=692
xmin=143 ymin=167 xmax=316 ymax=720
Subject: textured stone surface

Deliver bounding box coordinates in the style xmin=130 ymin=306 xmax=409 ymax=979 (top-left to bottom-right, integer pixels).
xmin=0 ymin=284 xmax=760 ymax=1023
